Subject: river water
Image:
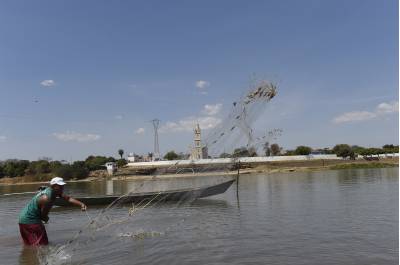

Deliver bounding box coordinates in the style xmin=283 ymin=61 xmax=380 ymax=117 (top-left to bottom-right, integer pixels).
xmin=0 ymin=168 xmax=398 ymax=265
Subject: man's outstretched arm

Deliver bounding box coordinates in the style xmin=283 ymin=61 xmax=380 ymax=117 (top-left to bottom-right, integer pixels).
xmin=62 ymin=195 xmax=87 ymax=210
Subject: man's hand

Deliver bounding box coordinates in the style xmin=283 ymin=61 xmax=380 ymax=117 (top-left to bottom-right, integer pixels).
xmin=42 ymin=215 xmax=49 ymax=224
xmin=66 ymin=196 xmax=87 ymax=211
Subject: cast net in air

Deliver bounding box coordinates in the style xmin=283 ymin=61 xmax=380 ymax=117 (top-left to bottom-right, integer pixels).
xmin=37 ymin=79 xmax=281 ymax=265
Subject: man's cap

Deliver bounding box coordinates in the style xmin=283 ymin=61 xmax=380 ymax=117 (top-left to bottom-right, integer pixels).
xmin=50 ymin=177 xmax=66 ymax=186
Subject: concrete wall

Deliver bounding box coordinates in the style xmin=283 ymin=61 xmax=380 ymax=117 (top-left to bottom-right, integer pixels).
xmin=126 ymin=153 xmax=399 ymax=169
xmin=127 ymin=154 xmax=341 ymax=168
xmin=362 ymin=153 xmax=399 ymax=158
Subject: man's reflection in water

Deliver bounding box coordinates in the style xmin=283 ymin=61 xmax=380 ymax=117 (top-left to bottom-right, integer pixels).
xmin=19 ymin=246 xmax=39 ymax=265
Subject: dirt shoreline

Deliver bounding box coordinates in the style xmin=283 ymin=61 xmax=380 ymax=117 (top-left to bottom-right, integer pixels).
xmin=0 ymin=158 xmax=398 ymax=186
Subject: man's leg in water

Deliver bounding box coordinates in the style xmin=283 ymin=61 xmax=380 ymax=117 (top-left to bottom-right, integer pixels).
xmin=19 ymin=223 xmax=49 ymax=245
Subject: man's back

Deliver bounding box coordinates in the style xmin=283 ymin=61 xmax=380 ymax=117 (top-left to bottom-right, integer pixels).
xmin=19 ymin=187 xmax=53 ymax=224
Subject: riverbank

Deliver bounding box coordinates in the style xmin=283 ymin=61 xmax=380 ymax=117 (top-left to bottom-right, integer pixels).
xmin=115 ymin=158 xmax=399 ymax=181
xmin=0 ymin=158 xmax=397 ymax=185
xmin=249 ymin=157 xmax=399 ymax=172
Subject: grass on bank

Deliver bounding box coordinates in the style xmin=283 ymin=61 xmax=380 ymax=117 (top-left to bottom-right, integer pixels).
xmin=329 ymin=162 xmax=398 ymax=170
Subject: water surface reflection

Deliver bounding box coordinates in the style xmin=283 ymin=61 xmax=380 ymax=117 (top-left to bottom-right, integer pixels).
xmin=0 ymin=168 xmax=397 ymax=265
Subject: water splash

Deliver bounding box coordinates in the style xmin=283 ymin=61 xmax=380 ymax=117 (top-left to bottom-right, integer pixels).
xmin=117 ymin=230 xmax=164 ymax=240
xmin=37 ymin=245 xmax=71 ymax=265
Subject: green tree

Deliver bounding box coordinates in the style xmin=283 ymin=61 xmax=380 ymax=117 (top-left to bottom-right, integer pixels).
xmin=294 ymin=146 xmax=312 ymax=155
xmin=55 ymin=165 xmax=73 ymax=180
xmin=232 ymin=147 xmax=250 ymax=157
xmin=284 ymin=150 xmax=296 ymax=156
xmin=382 ymin=144 xmax=399 ymax=153
xmin=117 ymin=159 xmax=127 ymax=167
xmin=176 ymin=152 xmax=187 ymax=160
xmin=3 ymin=160 xmax=29 ymax=178
xmin=270 ymin=144 xmax=281 ymax=156
xmin=118 ymin=149 xmax=124 ymax=159
xmin=71 ymin=161 xmax=89 ymax=180
xmin=84 ymin=156 xmax=115 ymax=171
xmin=333 ymin=144 xmax=355 ymax=159
xmin=248 ymin=147 xmax=258 ymax=157
xmin=363 ymin=148 xmax=384 ymax=156
xmin=219 ymin=152 xmax=231 ymax=158
xmin=49 ymin=161 xmax=62 ymax=173
xmin=263 ymin=142 xmax=271 ymax=156
xmin=164 ymin=151 xmax=179 ymax=160
xmin=27 ymin=160 xmax=51 ymax=175
xmin=322 ymin=147 xmax=334 ymax=154
xmin=0 ymin=164 xmax=4 ymax=178
xmin=351 ymin=145 xmax=366 ymax=155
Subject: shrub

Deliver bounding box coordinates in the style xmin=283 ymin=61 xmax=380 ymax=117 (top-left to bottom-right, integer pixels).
xmin=3 ymin=160 xmax=29 ymax=178
xmin=219 ymin=153 xmax=231 ymax=158
xmin=270 ymin=144 xmax=281 ymax=156
xmin=116 ymin=159 xmax=127 ymax=167
xmin=164 ymin=151 xmax=179 ymax=160
xmin=27 ymin=160 xmax=51 ymax=175
xmin=382 ymin=144 xmax=398 ymax=153
xmin=294 ymin=146 xmax=312 ymax=155
xmin=0 ymin=164 xmax=4 ymax=178
xmin=232 ymin=147 xmax=250 ymax=158
xmin=71 ymin=161 xmax=89 ymax=180
xmin=49 ymin=161 xmax=62 ymax=172
xmin=54 ymin=165 xmax=73 ymax=180
xmin=84 ymin=156 xmax=115 ymax=171
xmin=360 ymin=148 xmax=384 ymax=156
xmin=333 ymin=144 xmax=355 ymax=159
xmin=248 ymin=147 xmax=258 ymax=157
xmin=284 ymin=150 xmax=296 ymax=156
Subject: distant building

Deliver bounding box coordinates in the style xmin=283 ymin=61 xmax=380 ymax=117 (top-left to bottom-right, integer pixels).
xmin=127 ymin=153 xmax=154 ymax=162
xmin=127 ymin=153 xmax=138 ymax=163
xmin=143 ymin=154 xmax=153 ymax=162
xmin=190 ymin=123 xmax=208 ymax=160
xmin=105 ymin=162 xmax=117 ymax=175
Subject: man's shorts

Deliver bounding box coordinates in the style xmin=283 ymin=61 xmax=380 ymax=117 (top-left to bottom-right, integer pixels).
xmin=19 ymin=223 xmax=48 ymax=245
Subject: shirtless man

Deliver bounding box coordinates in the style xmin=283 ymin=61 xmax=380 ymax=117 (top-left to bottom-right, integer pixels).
xmin=18 ymin=177 xmax=87 ymax=245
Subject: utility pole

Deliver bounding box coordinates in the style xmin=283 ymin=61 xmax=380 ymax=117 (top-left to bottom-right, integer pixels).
xmin=151 ymin=119 xmax=160 ymax=161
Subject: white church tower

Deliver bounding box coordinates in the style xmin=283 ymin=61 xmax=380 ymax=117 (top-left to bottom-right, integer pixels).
xmin=190 ymin=123 xmax=208 ymax=160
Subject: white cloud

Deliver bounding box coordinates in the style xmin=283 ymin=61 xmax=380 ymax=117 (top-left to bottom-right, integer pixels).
xmin=160 ymin=116 xmax=221 ymax=133
xmin=376 ymin=101 xmax=399 ymax=114
xmin=115 ymin=115 xmax=123 ymax=120
xmin=40 ymin=80 xmax=56 ymax=87
xmin=0 ymin=136 xmax=6 ymax=142
xmin=53 ymin=131 xmax=101 ymax=142
xmin=333 ymin=101 xmax=398 ymax=124
xmin=135 ymin=128 xmax=145 ymax=134
xmin=202 ymin=103 xmax=222 ymax=116
xmin=333 ymin=111 xmax=377 ymax=124
xmin=160 ymin=101 xmax=222 ymax=133
xmin=197 ymin=116 xmax=222 ymax=129
xmin=195 ymin=80 xmax=210 ymax=89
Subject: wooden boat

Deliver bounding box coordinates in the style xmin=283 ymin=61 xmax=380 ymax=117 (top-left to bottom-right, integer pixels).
xmin=55 ymin=179 xmax=235 ymax=206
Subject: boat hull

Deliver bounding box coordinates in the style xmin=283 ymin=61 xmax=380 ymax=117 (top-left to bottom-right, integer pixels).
xmin=55 ymin=179 xmax=235 ymax=206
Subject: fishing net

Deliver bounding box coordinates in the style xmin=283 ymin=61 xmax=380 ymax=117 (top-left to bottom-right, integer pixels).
xmin=148 ymin=79 xmax=282 ymax=175
xmin=37 ymin=79 xmax=281 ymax=265
xmin=205 ymin=80 xmax=277 ymax=154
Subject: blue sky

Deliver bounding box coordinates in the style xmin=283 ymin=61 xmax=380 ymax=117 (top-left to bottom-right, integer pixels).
xmin=0 ymin=0 xmax=398 ymax=161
